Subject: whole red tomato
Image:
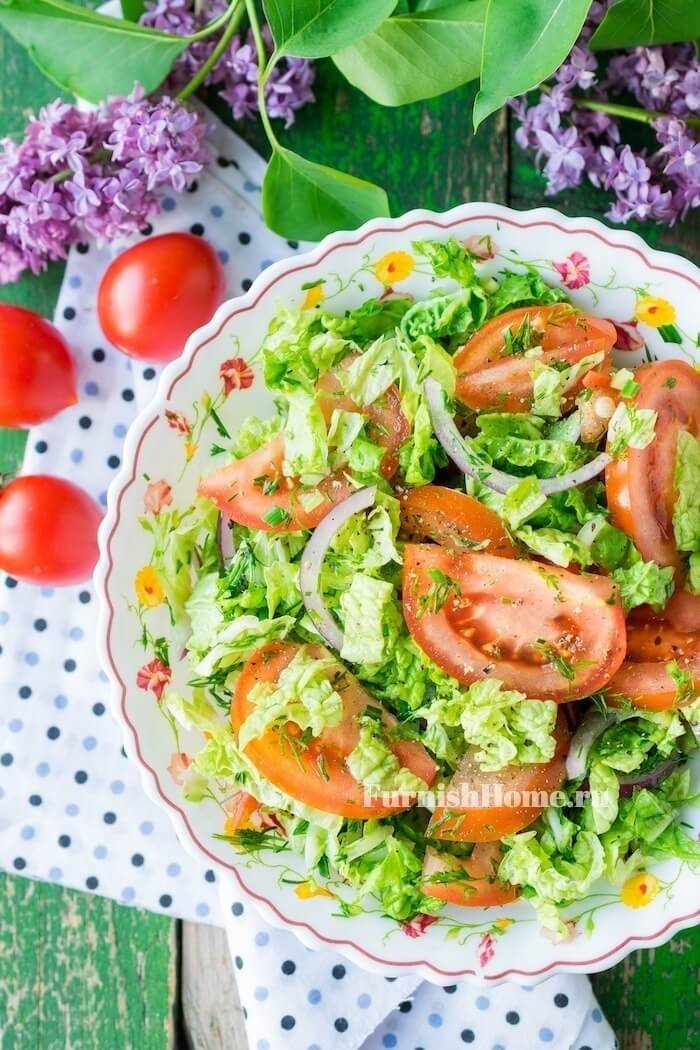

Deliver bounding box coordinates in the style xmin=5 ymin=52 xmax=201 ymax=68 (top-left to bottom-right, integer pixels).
xmin=0 ymin=304 xmax=77 ymax=426
xmin=97 ymin=232 xmax=226 ymax=363
xmin=0 ymin=475 xmax=103 ymax=586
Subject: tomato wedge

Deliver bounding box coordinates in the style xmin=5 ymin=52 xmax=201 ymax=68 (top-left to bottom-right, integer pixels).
xmin=402 ymin=544 xmax=626 ymax=701
xmin=421 ymin=842 xmax=520 ymax=908
xmin=231 ymin=641 xmax=437 ymax=818
xmin=606 ymin=359 xmax=700 ymax=631
xmin=198 ymin=435 xmax=354 ymax=531
xmin=399 ymin=485 xmax=517 ymax=556
xmin=454 ymin=304 xmax=616 ymax=412
xmin=605 ymin=618 xmax=700 ymax=710
xmin=425 ymin=711 xmax=570 ymax=842
xmin=317 ymin=356 xmax=409 ymax=480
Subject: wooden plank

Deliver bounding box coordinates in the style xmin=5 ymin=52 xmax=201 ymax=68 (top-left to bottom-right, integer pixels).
xmin=0 ymin=874 xmax=179 ymax=1050
xmin=181 ymin=923 xmax=248 ymax=1050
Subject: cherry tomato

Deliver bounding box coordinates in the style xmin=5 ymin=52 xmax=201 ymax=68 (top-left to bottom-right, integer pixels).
xmin=454 ymin=304 xmax=616 ymax=412
xmin=421 ymin=843 xmax=521 ymax=908
xmin=198 ymin=435 xmax=356 ymax=532
xmin=0 ymin=304 xmax=77 ymax=426
xmin=231 ymin=641 xmax=437 ymax=818
xmin=399 ymin=484 xmax=517 ymax=556
xmin=0 ymin=475 xmax=103 ymax=585
xmin=605 ymin=359 xmax=700 ymax=631
xmin=605 ymin=618 xmax=700 ymax=711
xmin=402 ymin=544 xmax=626 ymax=702
xmin=97 ymin=232 xmax=226 ymax=363
xmin=425 ymin=712 xmax=570 ymax=842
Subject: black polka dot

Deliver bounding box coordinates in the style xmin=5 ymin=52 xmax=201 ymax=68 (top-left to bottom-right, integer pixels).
xmin=238 ymin=231 xmax=251 ymax=244
xmin=13 ymin=857 xmax=26 ymax=871
xmin=92 ymin=348 xmax=106 ymax=363
xmin=280 ymin=1016 xmax=295 ymax=1031
xmin=506 ymin=1011 xmax=520 ymax=1025
xmin=103 ymin=811 xmax=116 ymax=824
xmin=242 ymin=1007 xmax=247 ymax=1021
xmin=1 ymin=753 xmax=13 ymax=767
xmin=186 ymin=180 xmax=199 ymax=194
xmin=74 ymin=770 xmax=88 ymax=784
xmin=143 ymin=368 xmax=156 ymax=381
xmin=5 ymin=576 xmax=17 ymax=588
xmin=35 ymin=440 xmax=48 ymax=453
xmin=122 ymin=389 xmax=135 ymax=402
xmin=78 ymin=416 xmax=92 ymax=430
xmin=159 ymin=895 xmax=172 ymax=908
xmin=287 ymin=240 xmax=299 ymax=250
xmin=92 ymin=703 xmax=105 ymax=716
xmin=58 ymin=834 xmax=71 ymax=848
xmin=63 ymin=307 xmax=76 ymax=321
xmin=131 ymin=853 xmax=144 ymax=867
xmin=86 ymin=876 xmax=98 ymax=890
xmin=578 ymin=1046 xmax=593 ymax=1050
xmin=47 ymin=726 xmax=60 ymax=740
xmin=120 ymin=746 xmax=127 ymax=759
xmin=33 ymin=618 xmax=47 ymax=631
xmin=217 ymin=156 xmax=232 ymax=168
xmin=78 ymin=591 xmax=91 ymax=604
xmin=461 ymin=1031 xmax=475 ymax=1044
xmin=398 ymin=1000 xmax=412 ymax=1013
xmin=205 ymin=869 xmax=216 ymax=883
xmin=76 ymin=242 xmax=89 ymax=254
xmin=234 ymin=955 xmax=243 ymax=970
xmin=107 ymin=455 xmax=120 ymax=469
xmin=140 ymin=223 xmax=153 ymax=236
xmin=19 ymin=686 xmax=31 ymax=699
xmin=231 ymin=902 xmax=243 ymax=916
xmin=189 ymin=222 xmax=204 ymax=236
xmin=334 ymin=1018 xmax=348 ymax=1033
xmin=64 ymin=659 xmax=76 ymax=672
xmin=281 ymin=960 xmax=296 ymax=975
xmin=384 ymin=976 xmax=397 ymax=982
xmin=332 ymin=965 xmax=346 ymax=979
xmin=443 ymin=984 xmax=457 ymax=994
xmin=29 ymin=794 xmax=42 ymax=806
xmin=241 ymin=278 xmax=252 ymax=292
xmin=554 ymin=993 xmax=569 ymax=1008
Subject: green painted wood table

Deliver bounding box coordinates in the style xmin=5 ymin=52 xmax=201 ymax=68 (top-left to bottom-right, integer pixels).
xmin=1 ymin=14 xmax=700 ymax=1050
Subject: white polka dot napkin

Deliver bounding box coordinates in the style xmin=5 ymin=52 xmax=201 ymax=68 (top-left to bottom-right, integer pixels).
xmin=0 ymin=105 xmax=616 ymax=1050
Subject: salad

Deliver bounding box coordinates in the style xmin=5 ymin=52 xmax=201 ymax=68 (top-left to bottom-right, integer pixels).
xmin=149 ymin=238 xmax=700 ymax=936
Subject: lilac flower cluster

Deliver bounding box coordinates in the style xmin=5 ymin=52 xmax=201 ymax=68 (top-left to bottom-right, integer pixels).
xmin=0 ymin=89 xmax=210 ymax=283
xmin=141 ymin=0 xmax=316 ymax=129
xmin=510 ymin=2 xmax=700 ymax=225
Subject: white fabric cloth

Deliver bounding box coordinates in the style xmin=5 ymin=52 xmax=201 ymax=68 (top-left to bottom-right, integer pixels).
xmin=0 ymin=108 xmax=616 ymax=1050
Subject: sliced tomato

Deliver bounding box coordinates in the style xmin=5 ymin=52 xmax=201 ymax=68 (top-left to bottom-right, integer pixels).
xmin=399 ymin=485 xmax=517 ymax=557
xmin=402 ymin=544 xmax=626 ymax=702
xmin=606 ymin=359 xmax=700 ymax=631
xmin=425 ymin=711 xmax=570 ymax=842
xmin=231 ymin=641 xmax=437 ymax=818
xmin=605 ymin=618 xmax=700 ymax=710
xmin=454 ymin=304 xmax=616 ymax=412
xmin=223 ymin=792 xmax=267 ymax=836
xmin=197 ymin=435 xmax=355 ymax=532
xmin=421 ymin=842 xmax=520 ymax=908
xmin=317 ymin=355 xmax=409 ymax=480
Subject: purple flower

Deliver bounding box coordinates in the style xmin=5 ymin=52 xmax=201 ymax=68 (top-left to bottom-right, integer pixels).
xmin=535 ymin=126 xmax=591 ymax=194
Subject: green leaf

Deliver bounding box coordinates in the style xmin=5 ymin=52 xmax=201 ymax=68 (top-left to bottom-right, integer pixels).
xmin=473 ymin=0 xmax=591 ymax=129
xmin=332 ymin=1 xmax=487 ymax=106
xmin=261 ymin=145 xmax=390 ymax=240
xmin=590 ymin=0 xmax=700 ymax=49
xmin=263 ymin=0 xmax=398 ymax=59
xmin=0 ymin=0 xmax=189 ymax=102
xmin=120 ymin=0 xmax=146 ymax=22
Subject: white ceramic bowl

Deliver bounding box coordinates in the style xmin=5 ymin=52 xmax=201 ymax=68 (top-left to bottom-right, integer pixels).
xmin=95 ymin=202 xmax=700 ymax=984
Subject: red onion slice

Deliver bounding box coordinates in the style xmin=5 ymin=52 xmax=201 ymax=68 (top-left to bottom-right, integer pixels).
xmin=618 ymin=756 xmax=684 ymax=797
xmin=299 ymin=486 xmax=378 ymax=652
xmin=216 ymin=512 xmax=236 ymax=566
xmin=424 ymin=379 xmax=611 ymax=497
xmin=565 ymin=706 xmax=640 ymax=781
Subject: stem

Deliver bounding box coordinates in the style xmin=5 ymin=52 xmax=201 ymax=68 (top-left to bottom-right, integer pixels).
xmin=245 ymin=0 xmax=279 ymax=150
xmin=177 ymin=3 xmax=245 ymax=101
xmin=186 ymin=0 xmax=241 ymax=43
xmin=577 ymin=96 xmax=700 ymax=130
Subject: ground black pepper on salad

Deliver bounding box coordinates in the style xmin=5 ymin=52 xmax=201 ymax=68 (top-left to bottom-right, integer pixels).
xmin=154 ymin=238 xmax=700 ymax=936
